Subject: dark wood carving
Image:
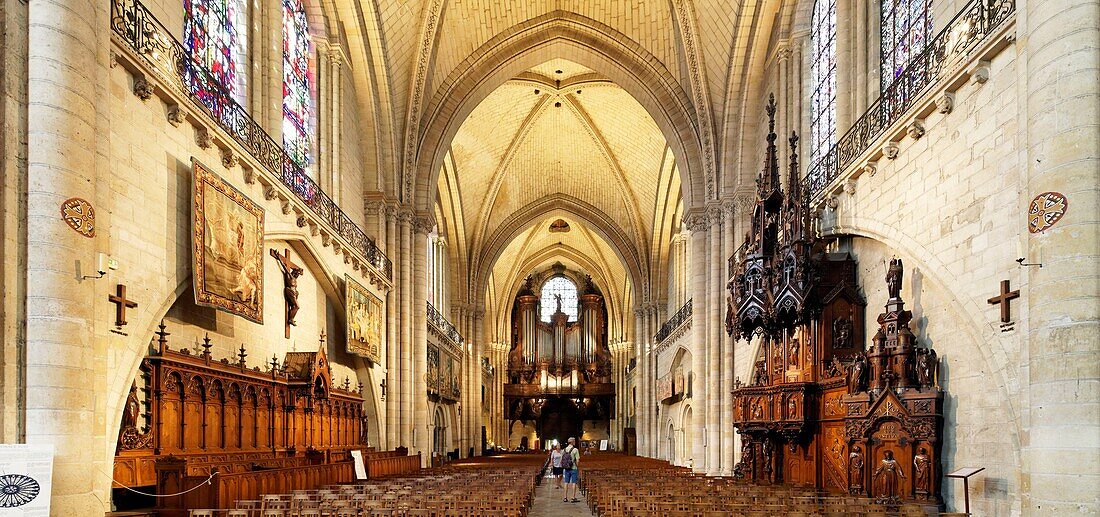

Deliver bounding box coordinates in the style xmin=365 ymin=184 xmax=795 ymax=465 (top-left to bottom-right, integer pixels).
xmin=113 ymin=322 xmax=374 ymax=514
xmin=728 ymin=96 xmax=944 ymax=508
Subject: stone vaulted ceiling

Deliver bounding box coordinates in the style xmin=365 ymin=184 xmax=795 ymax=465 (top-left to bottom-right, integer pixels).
xmin=436 ymin=60 xmax=682 ymax=307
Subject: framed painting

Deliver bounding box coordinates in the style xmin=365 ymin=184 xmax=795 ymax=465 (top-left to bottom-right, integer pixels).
xmin=191 ymin=158 xmax=264 ymax=323
xmin=345 ymin=274 xmax=383 ymax=364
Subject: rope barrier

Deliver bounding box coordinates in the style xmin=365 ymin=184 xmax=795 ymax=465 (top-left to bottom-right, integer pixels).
xmin=102 ymin=468 xmax=217 ymax=498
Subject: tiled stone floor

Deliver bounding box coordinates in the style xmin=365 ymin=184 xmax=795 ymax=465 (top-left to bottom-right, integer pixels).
xmin=528 ymin=478 xmax=595 ymax=517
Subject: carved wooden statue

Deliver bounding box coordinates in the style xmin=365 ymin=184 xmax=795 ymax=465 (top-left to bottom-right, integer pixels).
xmin=271 ymin=248 xmax=303 ymax=338
xmin=873 ymin=450 xmax=906 ymax=502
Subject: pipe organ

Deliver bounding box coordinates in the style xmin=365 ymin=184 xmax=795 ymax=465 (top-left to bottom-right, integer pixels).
xmin=505 ymin=269 xmax=614 ymax=442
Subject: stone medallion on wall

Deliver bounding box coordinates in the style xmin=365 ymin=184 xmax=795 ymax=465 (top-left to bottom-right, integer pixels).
xmin=191 ymin=158 xmax=265 ymax=323
xmin=60 ymin=197 xmax=95 ymax=238
xmin=1028 ymin=191 xmax=1068 ymax=233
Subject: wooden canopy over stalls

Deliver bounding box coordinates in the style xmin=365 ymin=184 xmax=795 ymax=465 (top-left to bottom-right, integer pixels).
xmin=113 ymin=323 xmax=375 ymax=513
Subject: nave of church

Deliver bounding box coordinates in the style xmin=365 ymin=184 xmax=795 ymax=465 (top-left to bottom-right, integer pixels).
xmin=0 ymin=0 xmax=1096 ymax=515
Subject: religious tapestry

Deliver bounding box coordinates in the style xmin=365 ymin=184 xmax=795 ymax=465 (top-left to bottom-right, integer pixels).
xmin=191 ymin=159 xmax=264 ymax=323
xmin=672 ymin=366 xmax=685 ymax=397
xmin=345 ymin=275 xmax=382 ymax=364
xmin=656 ymin=374 xmax=673 ymax=403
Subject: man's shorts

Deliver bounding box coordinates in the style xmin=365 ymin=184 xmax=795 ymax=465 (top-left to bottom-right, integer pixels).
xmin=563 ymin=468 xmax=579 ymax=483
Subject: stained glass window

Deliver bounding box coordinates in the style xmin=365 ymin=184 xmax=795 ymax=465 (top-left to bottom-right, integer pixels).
xmin=184 ymin=0 xmax=248 ymax=105
xmin=881 ymin=0 xmax=933 ymax=91
xmin=809 ymin=0 xmax=837 ymax=163
xmin=540 ymin=276 xmax=578 ymax=322
xmin=283 ymin=0 xmax=314 ymax=170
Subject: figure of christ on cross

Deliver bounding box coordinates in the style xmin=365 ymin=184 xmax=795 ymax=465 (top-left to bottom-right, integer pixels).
xmin=271 ymin=248 xmax=304 ymax=338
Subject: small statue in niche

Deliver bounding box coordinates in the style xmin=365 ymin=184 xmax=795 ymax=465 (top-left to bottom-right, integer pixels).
xmin=271 ymin=248 xmax=303 ymax=338
xmin=788 ymin=338 xmax=800 ymax=367
xmin=873 ymin=450 xmax=906 ymax=502
xmin=833 ymin=314 xmax=854 ymax=349
xmin=725 ymin=291 xmax=736 ymax=335
xmin=752 ymin=400 xmax=764 ymax=420
xmin=752 ymin=360 xmax=768 ymax=386
xmin=787 ymin=396 xmax=798 ymax=418
xmin=848 ymin=445 xmax=865 ymax=493
xmin=773 ymin=341 xmax=784 ymax=375
xmin=916 ymin=348 xmax=938 ymax=389
xmin=913 ymin=447 xmax=932 ymax=498
xmin=122 ymin=383 xmax=141 ymax=431
xmin=847 ymin=353 xmax=868 ymax=394
xmin=886 ymin=258 xmax=904 ymax=300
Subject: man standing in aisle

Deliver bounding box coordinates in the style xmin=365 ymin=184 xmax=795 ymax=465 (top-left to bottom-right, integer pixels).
xmin=562 ymin=437 xmax=582 ymax=503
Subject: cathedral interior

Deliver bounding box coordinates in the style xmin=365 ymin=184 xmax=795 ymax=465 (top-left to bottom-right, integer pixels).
xmin=0 ymin=0 xmax=1096 ymax=515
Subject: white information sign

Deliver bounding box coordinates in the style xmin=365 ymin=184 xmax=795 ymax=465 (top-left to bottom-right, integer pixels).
xmin=350 ymin=450 xmax=367 ymax=481
xmin=0 ymin=444 xmax=54 ymax=516
xmin=599 ymin=440 xmax=608 ymax=451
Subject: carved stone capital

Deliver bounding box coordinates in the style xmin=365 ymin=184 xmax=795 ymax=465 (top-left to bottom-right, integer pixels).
xmin=412 ymin=214 xmax=436 ymax=235
xmin=684 ymin=212 xmax=709 ymax=232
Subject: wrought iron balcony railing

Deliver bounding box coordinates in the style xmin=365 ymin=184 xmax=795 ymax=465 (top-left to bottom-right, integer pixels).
xmin=110 ymin=0 xmax=392 ymax=280
xmin=655 ymin=299 xmax=692 ymax=344
xmin=427 ymin=302 xmax=464 ymax=347
xmin=803 ymin=0 xmax=1015 ymax=200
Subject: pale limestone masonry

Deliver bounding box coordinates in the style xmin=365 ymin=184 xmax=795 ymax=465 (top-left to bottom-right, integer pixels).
xmin=2 ymin=0 xmax=1097 ymax=515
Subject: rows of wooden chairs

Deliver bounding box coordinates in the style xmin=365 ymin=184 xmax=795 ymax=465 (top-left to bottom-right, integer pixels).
xmin=188 ymin=455 xmax=543 ymax=517
xmin=577 ymin=455 xmax=931 ymax=517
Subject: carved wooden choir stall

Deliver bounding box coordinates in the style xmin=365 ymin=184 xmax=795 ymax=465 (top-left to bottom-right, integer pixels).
xmin=505 ymin=271 xmax=614 ymax=443
xmin=113 ymin=325 xmax=375 ymax=515
xmin=727 ymin=95 xmax=944 ymax=506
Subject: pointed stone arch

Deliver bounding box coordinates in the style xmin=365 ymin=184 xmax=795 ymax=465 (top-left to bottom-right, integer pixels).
xmin=408 ymin=11 xmax=707 ymax=214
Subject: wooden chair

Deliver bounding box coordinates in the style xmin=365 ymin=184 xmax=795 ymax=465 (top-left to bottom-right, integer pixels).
xmin=188 ymin=511 xmax=215 ymax=517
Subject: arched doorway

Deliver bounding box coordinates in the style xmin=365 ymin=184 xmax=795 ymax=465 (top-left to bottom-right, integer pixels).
xmin=666 ymin=420 xmax=675 ymax=463
xmin=432 ymin=406 xmax=447 ymax=458
xmin=682 ymin=406 xmax=694 ymax=468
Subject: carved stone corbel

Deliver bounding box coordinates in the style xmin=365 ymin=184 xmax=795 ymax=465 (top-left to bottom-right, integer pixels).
xmin=133 ymin=75 xmax=154 ymax=101
xmin=195 ymin=127 xmax=213 ymax=150
xmin=883 ymin=142 xmax=900 ymax=160
xmin=220 ymin=147 xmax=238 ymax=169
xmin=936 ymin=92 xmax=955 ymax=114
xmin=907 ymin=120 xmax=926 ymax=140
xmin=167 ymin=104 xmax=186 ymax=127
xmin=969 ymin=60 xmax=990 ymax=85
xmin=862 ymin=161 xmax=878 ymax=177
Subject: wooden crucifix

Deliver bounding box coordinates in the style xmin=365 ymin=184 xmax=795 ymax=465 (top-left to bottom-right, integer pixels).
xmin=270 ymin=248 xmax=303 ymax=338
xmin=987 ymin=279 xmax=1020 ymax=323
xmin=108 ymin=284 xmax=138 ymax=327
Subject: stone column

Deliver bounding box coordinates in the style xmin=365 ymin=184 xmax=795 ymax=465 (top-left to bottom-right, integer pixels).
xmin=327 ymin=48 xmax=342 ymax=201
xmin=685 ymin=212 xmax=708 ymax=472
xmin=472 ymin=308 xmax=485 ymax=455
xmin=834 ymin=0 xmax=854 ymax=134
xmin=398 ymin=211 xmax=413 ymax=447
xmin=633 ymin=307 xmax=647 ymax=456
xmin=411 ymin=214 xmax=432 ymax=465
xmin=706 ymin=206 xmax=723 ymax=475
xmin=720 ymin=203 xmax=736 ymax=474
xmin=384 ymin=206 xmax=397 ymax=449
xmin=27 ymin=0 xmax=109 ymax=512
xmin=1023 ymin=0 xmax=1100 ymax=512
